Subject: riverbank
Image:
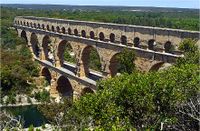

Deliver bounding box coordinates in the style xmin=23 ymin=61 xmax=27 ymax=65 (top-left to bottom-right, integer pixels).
xmin=0 ymin=102 xmax=41 ymax=108
xmin=0 ymin=94 xmax=41 ymax=108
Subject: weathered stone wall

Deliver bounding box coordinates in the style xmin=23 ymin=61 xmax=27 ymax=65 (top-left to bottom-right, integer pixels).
xmin=14 ymin=16 xmax=200 ymax=48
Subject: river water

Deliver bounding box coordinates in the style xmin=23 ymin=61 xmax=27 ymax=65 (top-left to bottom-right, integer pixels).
xmin=2 ymin=105 xmax=47 ymax=128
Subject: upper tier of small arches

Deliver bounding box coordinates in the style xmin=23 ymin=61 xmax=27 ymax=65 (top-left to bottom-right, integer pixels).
xmin=14 ymin=19 xmax=193 ymax=53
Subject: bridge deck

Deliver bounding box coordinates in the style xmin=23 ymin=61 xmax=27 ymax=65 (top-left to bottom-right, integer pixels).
xmin=15 ymin=25 xmax=183 ymax=63
xmin=35 ymin=58 xmax=97 ymax=88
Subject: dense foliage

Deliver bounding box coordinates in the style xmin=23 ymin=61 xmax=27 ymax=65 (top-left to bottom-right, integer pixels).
xmin=1 ymin=6 xmax=199 ymax=31
xmin=1 ymin=6 xmax=199 ymax=130
xmin=1 ymin=8 xmax=39 ymax=97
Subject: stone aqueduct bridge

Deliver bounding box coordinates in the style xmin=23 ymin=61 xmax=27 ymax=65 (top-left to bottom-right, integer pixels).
xmin=14 ymin=16 xmax=200 ymax=99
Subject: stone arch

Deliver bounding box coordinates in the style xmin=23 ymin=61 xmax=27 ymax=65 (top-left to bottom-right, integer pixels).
xmin=56 ymin=26 xmax=60 ymax=33
xmin=27 ymin=22 xmax=29 ymax=27
xmin=74 ymin=29 xmax=78 ymax=36
xmin=42 ymin=24 xmax=45 ymax=29
xmin=149 ymin=62 xmax=165 ymax=72
xmin=30 ymin=22 xmax=33 ymax=27
xmin=23 ymin=21 xmax=26 ymax=26
xmin=30 ymin=33 xmax=40 ymax=57
xmin=81 ymin=30 xmax=86 ymax=37
xmin=41 ymin=67 xmax=52 ymax=85
xmin=51 ymin=26 xmax=55 ymax=32
xmin=109 ymin=53 xmax=121 ymax=77
xmin=42 ymin=35 xmax=52 ymax=61
xmin=56 ymin=75 xmax=73 ymax=97
xmin=148 ymin=39 xmax=156 ymax=50
xmin=110 ymin=33 xmax=115 ymax=42
xmin=164 ymin=41 xmax=172 ymax=53
xmin=68 ymin=28 xmax=72 ymax=35
xmin=61 ymin=27 xmax=65 ymax=34
xmin=33 ymin=23 xmax=36 ymax=28
xmin=99 ymin=32 xmax=105 ymax=41
xmin=38 ymin=23 xmax=40 ymax=29
xmin=47 ymin=25 xmax=50 ymax=31
xmin=81 ymin=87 xmax=94 ymax=96
xmin=20 ymin=30 xmax=28 ymax=43
xmin=81 ymin=45 xmax=101 ymax=77
xmin=20 ymin=21 xmax=22 ymax=25
xmin=17 ymin=21 xmax=19 ymax=24
xmin=90 ymin=31 xmax=95 ymax=39
xmin=57 ymin=40 xmax=75 ymax=66
xmin=134 ymin=37 xmax=140 ymax=47
xmin=121 ymin=35 xmax=127 ymax=45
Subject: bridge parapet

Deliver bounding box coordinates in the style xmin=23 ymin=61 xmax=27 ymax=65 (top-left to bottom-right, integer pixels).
xmin=14 ymin=16 xmax=200 ymax=49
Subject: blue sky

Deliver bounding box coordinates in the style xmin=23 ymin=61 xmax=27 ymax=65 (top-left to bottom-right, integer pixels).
xmin=1 ymin=0 xmax=199 ymax=9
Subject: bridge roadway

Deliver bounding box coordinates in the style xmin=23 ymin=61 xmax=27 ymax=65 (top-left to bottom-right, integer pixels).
xmin=15 ymin=24 xmax=183 ymax=63
xmin=35 ymin=57 xmax=100 ymax=88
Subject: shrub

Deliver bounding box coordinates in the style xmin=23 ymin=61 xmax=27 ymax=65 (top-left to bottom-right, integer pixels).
xmin=28 ymin=124 xmax=34 ymax=131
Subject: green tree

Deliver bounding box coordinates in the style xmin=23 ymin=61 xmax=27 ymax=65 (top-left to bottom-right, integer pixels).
xmin=117 ymin=49 xmax=136 ymax=74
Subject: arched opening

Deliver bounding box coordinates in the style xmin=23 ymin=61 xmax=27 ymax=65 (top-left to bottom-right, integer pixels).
xmin=68 ymin=28 xmax=72 ymax=35
xmin=74 ymin=29 xmax=78 ymax=36
xmin=41 ymin=67 xmax=52 ymax=85
xmin=81 ymin=87 xmax=94 ymax=96
xmin=133 ymin=37 xmax=140 ymax=47
xmin=20 ymin=30 xmax=28 ymax=43
xmin=47 ymin=25 xmax=50 ymax=31
xmin=27 ymin=22 xmax=29 ymax=27
xmin=56 ymin=76 xmax=73 ymax=97
xmin=57 ymin=40 xmax=76 ymax=67
xmin=164 ymin=41 xmax=172 ymax=53
xmin=56 ymin=26 xmax=60 ymax=33
xmin=20 ymin=21 xmax=22 ymax=25
xmin=61 ymin=27 xmax=65 ymax=34
xmin=34 ymin=23 xmax=36 ymax=28
xmin=38 ymin=24 xmax=40 ymax=29
xmin=149 ymin=62 xmax=165 ymax=72
xmin=90 ymin=31 xmax=95 ymax=39
xmin=81 ymin=30 xmax=86 ymax=37
xmin=51 ymin=26 xmax=55 ymax=32
xmin=42 ymin=24 xmax=45 ymax=29
xmin=121 ymin=35 xmax=127 ymax=45
xmin=81 ymin=46 xmax=101 ymax=77
xmin=17 ymin=21 xmax=19 ymax=24
xmin=42 ymin=35 xmax=53 ymax=62
xmin=109 ymin=53 xmax=121 ymax=77
xmin=30 ymin=33 xmax=40 ymax=57
xmin=30 ymin=22 xmax=33 ymax=27
xmin=99 ymin=32 xmax=105 ymax=41
xmin=110 ymin=33 xmax=115 ymax=42
xmin=148 ymin=39 xmax=156 ymax=50
xmin=23 ymin=21 xmax=26 ymax=26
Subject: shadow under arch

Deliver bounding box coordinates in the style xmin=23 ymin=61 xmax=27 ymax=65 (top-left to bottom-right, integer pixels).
xmin=109 ymin=53 xmax=122 ymax=77
xmin=149 ymin=62 xmax=165 ymax=72
xmin=20 ymin=30 xmax=28 ymax=43
xmin=133 ymin=37 xmax=140 ymax=47
xmin=30 ymin=33 xmax=40 ymax=57
xmin=56 ymin=75 xmax=73 ymax=97
xmin=148 ymin=39 xmax=156 ymax=50
xmin=42 ymin=35 xmax=52 ymax=62
xmin=41 ymin=67 xmax=52 ymax=85
xmin=164 ymin=41 xmax=173 ymax=53
xmin=81 ymin=45 xmax=101 ymax=77
xmin=110 ymin=33 xmax=115 ymax=42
